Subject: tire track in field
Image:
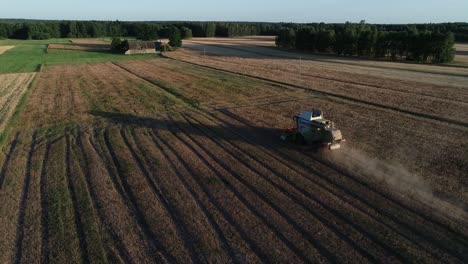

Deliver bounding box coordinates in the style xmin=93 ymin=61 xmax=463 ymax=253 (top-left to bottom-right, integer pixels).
xmin=0 ymin=133 xmax=20 ymax=191
xmin=188 ymin=113 xmax=462 ymax=262
xmin=151 ymin=130 xmax=269 ymax=262
xmin=221 ymin=109 xmax=468 ymax=232
xmin=65 ymin=135 xmax=90 ymax=264
xmin=300 ymin=151 xmax=468 ymax=261
xmin=76 ymin=129 xmax=132 ymax=263
xmin=13 ymin=132 xmax=37 ymax=264
xmin=177 ymin=116 xmax=404 ymax=262
xmin=164 ymin=116 xmax=334 ymax=263
xmin=194 ymin=111 xmax=462 ymax=261
xmin=40 ymin=141 xmax=52 ymax=264
xmin=99 ymin=128 xmax=173 ymax=263
xmin=182 ymin=113 xmax=412 ymax=262
xmin=130 ymin=127 xmax=239 ymax=263
xmin=214 ymin=110 xmax=468 ymax=260
xmin=119 ymin=128 xmax=200 ymax=263
xmin=164 ymin=55 xmax=468 ymax=129
xmin=148 ymin=128 xmax=264 ymax=263
xmin=89 ymin=129 xmax=171 ymax=263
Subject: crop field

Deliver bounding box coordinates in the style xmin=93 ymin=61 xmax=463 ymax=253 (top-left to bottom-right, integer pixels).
xmin=0 ymin=39 xmax=155 ymax=74
xmin=48 ymin=43 xmax=110 ymax=53
xmin=454 ymin=44 xmax=468 ymax=65
xmin=0 ymin=72 xmax=36 ymax=135
xmin=0 ymin=38 xmax=467 ymax=263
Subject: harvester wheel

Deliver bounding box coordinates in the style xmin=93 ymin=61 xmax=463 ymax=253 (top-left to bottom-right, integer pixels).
xmin=294 ymin=133 xmax=305 ymax=145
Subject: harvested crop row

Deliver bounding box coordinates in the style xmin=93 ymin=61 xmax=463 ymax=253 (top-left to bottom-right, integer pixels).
xmin=0 ymin=133 xmax=27 ymax=264
xmin=186 ymin=112 xmax=468 ymax=262
xmin=152 ymin=123 xmax=320 ymax=263
xmin=0 ymin=73 xmax=35 ymax=131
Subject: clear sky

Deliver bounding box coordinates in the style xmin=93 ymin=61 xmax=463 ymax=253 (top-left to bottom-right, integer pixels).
xmin=1 ymin=0 xmax=467 ymax=23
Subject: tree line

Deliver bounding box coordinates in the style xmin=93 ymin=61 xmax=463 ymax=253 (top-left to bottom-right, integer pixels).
xmin=276 ymin=22 xmax=456 ymax=63
xmin=1 ymin=20 xmax=466 ymax=42
xmin=0 ymin=20 xmax=283 ymax=40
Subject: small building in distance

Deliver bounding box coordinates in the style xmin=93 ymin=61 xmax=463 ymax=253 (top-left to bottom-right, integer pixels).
xmin=125 ymin=40 xmax=156 ymax=55
xmin=155 ymin=40 xmax=173 ymax=52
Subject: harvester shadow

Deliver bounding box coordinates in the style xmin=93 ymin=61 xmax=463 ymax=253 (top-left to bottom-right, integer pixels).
xmin=89 ymin=110 xmax=322 ymax=153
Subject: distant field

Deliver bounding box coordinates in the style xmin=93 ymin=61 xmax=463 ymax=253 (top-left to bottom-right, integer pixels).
xmin=183 ymin=37 xmax=468 ymax=87
xmin=0 ymin=39 xmax=157 ymax=74
xmin=454 ymin=43 xmax=468 ymax=65
xmin=0 ymin=72 xmax=35 ymax=132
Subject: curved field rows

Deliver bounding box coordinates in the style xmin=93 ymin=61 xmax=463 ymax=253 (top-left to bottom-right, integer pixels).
xmin=3 ymin=123 xmax=466 ymax=263
xmin=114 ymin=58 xmax=468 ymax=205
xmin=0 ymin=58 xmax=466 ymax=263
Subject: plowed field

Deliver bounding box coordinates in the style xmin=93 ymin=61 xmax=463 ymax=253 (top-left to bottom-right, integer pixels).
xmin=0 ymin=54 xmax=467 ymax=263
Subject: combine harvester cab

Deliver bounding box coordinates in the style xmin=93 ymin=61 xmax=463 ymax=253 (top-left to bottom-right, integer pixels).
xmin=281 ymin=109 xmax=345 ymax=150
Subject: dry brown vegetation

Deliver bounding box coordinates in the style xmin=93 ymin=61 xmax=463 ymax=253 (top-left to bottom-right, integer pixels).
xmin=183 ymin=37 xmax=468 ymax=87
xmin=0 ymin=46 xmax=15 ymax=55
xmin=48 ymin=42 xmax=110 ymax=53
xmin=455 ymin=43 xmax=468 ymax=64
xmin=0 ymin=40 xmax=467 ymax=263
xmin=0 ymin=73 xmax=35 ymax=131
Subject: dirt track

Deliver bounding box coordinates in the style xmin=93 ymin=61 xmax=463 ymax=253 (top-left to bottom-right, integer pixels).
xmin=0 ymin=51 xmax=467 ymax=262
xmin=0 ymin=46 xmax=15 ymax=55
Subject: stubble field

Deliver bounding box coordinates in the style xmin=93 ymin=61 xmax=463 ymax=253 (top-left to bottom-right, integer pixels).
xmin=0 ymin=38 xmax=467 ymax=263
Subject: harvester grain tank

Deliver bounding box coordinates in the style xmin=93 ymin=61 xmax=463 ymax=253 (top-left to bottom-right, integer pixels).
xmin=281 ymin=109 xmax=345 ymax=150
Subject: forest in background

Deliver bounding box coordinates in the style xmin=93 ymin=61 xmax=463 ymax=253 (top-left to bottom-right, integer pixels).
xmin=0 ymin=19 xmax=466 ymax=63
